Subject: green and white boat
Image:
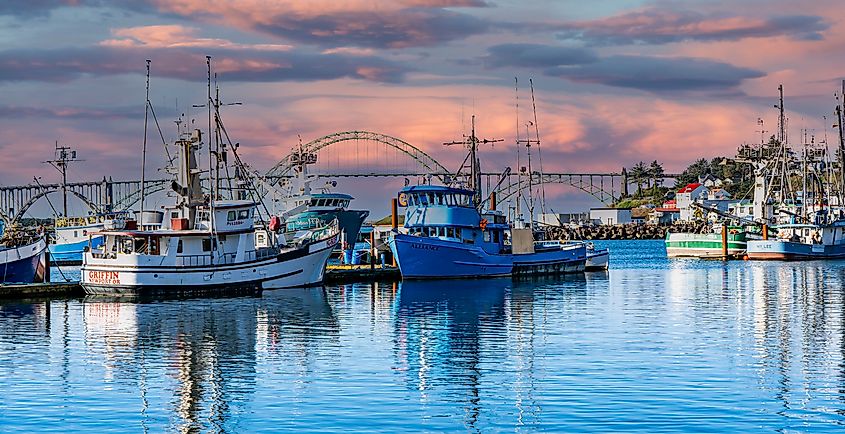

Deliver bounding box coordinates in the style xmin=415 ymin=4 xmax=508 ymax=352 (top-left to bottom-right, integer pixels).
xmin=665 ymin=226 xmax=748 ymax=258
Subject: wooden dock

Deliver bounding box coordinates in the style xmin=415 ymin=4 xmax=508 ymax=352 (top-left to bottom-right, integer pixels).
xmin=324 ymin=264 xmax=401 ymax=283
xmin=0 ymin=265 xmax=401 ymax=299
xmin=0 ymin=282 xmax=84 ymax=299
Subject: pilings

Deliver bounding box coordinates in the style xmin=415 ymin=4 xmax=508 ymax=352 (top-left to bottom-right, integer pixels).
xmin=545 ymin=222 xmax=709 ymax=240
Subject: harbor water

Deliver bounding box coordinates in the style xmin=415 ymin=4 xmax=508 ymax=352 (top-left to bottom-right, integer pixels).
xmin=2 ymin=240 xmax=845 ymax=432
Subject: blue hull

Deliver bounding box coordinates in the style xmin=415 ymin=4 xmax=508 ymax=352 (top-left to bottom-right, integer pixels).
xmin=49 ymin=236 xmax=104 ymax=264
xmin=390 ymin=234 xmax=512 ymax=278
xmin=390 ymin=234 xmax=587 ymax=279
xmin=747 ymin=240 xmax=845 ymax=260
xmin=1 ymin=241 xmax=46 ymax=284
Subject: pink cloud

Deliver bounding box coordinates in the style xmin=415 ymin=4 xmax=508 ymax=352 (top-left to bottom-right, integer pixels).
xmin=100 ymin=25 xmax=293 ymax=51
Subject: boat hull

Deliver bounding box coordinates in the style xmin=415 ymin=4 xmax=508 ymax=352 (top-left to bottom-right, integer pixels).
xmin=81 ymin=236 xmax=337 ymax=296
xmin=1 ymin=238 xmax=47 ymax=284
xmin=665 ymin=232 xmax=746 ymax=258
xmin=512 ymin=244 xmax=586 ymax=276
xmin=585 ymin=249 xmax=610 ymax=271
xmin=49 ymin=236 xmax=104 ymax=264
xmin=746 ymin=239 xmax=845 ymax=260
xmin=390 ymin=234 xmax=587 ymax=279
xmin=390 ymin=233 xmax=512 ymax=278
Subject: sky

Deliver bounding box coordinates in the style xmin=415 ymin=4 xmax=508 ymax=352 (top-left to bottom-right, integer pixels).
xmin=1 ymin=0 xmax=844 ymax=216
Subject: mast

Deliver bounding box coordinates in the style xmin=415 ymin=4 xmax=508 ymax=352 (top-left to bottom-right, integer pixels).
xmin=206 ymin=56 xmax=215 ymax=235
xmin=837 ymin=80 xmax=845 ymax=202
xmin=443 ymin=115 xmax=502 ymax=208
xmin=139 ymin=59 xmax=151 ymax=227
xmin=44 ymin=142 xmax=79 ymax=217
xmin=515 ymin=77 xmax=521 ymax=222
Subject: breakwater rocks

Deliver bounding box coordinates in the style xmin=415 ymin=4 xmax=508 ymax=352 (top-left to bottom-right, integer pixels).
xmin=545 ymin=222 xmax=709 ymax=240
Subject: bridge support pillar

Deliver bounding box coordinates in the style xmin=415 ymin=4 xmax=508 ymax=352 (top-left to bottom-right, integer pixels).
xmin=621 ymin=167 xmax=629 ymax=197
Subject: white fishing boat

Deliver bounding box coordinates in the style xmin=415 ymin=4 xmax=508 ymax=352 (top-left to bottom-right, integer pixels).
xmin=81 ymin=130 xmax=338 ymax=296
xmin=81 ymin=59 xmax=338 ymax=296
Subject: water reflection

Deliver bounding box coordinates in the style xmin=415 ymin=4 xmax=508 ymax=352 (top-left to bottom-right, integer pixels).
xmin=2 ymin=248 xmax=845 ymax=432
xmin=394 ymin=278 xmax=508 ymax=430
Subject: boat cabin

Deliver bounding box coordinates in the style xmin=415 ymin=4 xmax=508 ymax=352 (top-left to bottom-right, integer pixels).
xmin=90 ymin=200 xmax=273 ymax=267
xmin=401 ymin=185 xmax=509 ymax=254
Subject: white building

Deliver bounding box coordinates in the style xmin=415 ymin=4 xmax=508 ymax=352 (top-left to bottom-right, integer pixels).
xmin=676 ymin=183 xmax=705 ymax=221
xmin=589 ymin=208 xmax=632 ymax=225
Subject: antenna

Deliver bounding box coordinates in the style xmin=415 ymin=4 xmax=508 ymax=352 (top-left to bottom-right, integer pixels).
xmin=443 ymin=115 xmax=503 ymax=208
xmin=43 ymin=142 xmax=81 ymax=217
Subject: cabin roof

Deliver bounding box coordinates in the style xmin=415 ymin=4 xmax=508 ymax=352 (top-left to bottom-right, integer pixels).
xmin=311 ymin=193 xmax=354 ymax=200
xmin=677 ymin=183 xmax=702 ymax=193
xmin=400 ymin=185 xmax=475 ymax=195
xmin=205 ymin=200 xmax=255 ymax=210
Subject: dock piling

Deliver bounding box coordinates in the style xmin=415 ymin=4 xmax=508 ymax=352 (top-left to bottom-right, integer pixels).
xmin=721 ymin=224 xmax=728 ymax=259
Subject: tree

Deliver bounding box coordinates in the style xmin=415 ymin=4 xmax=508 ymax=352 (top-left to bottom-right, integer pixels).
xmin=630 ymin=161 xmax=648 ymax=197
xmin=649 ymin=160 xmax=665 ymax=194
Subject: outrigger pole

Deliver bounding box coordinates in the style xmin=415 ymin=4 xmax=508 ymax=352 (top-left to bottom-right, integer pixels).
xmin=139 ymin=59 xmax=151 ymax=229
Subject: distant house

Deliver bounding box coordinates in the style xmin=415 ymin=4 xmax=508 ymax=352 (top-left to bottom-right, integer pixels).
xmin=631 ymin=207 xmax=651 ymax=224
xmin=699 ymin=173 xmax=730 ymax=188
xmin=590 ymin=208 xmax=632 ymax=225
xmin=651 ymin=207 xmax=681 ymax=224
xmin=676 ymin=183 xmax=705 ymax=221
xmin=539 ymin=212 xmax=589 ymax=226
xmin=702 ymin=188 xmax=732 ymax=201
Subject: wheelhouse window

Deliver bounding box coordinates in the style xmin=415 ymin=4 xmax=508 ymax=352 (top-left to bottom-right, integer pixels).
xmin=227 ymin=211 xmax=237 ymax=222
xmin=238 ymin=209 xmax=250 ymax=219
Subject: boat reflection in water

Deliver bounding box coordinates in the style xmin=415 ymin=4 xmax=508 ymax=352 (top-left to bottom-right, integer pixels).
xmin=394 ymin=278 xmax=508 ymax=429
xmin=4 ymin=254 xmax=845 ymax=432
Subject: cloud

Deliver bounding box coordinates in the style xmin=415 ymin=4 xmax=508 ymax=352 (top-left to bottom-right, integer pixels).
xmin=147 ymin=0 xmax=490 ymax=48
xmin=556 ymin=9 xmax=829 ymax=45
xmin=101 ymin=25 xmax=293 ymax=51
xmin=483 ymin=43 xmax=764 ymax=92
xmin=484 ymin=43 xmax=597 ymax=68
xmin=546 ymin=55 xmax=765 ymax=92
xmin=0 ymin=104 xmax=154 ymax=120
xmin=0 ymin=45 xmax=409 ymax=83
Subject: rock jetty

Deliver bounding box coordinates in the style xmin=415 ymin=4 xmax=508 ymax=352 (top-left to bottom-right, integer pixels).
xmin=545 ymin=222 xmax=709 ymax=240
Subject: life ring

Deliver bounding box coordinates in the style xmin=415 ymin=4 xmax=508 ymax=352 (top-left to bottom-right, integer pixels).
xmin=479 ymin=218 xmax=488 ymax=230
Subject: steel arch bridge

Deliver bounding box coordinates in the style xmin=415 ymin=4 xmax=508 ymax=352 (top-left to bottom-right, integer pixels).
xmin=264 ymin=131 xmax=452 ymax=183
xmin=489 ymin=173 xmax=624 ymax=205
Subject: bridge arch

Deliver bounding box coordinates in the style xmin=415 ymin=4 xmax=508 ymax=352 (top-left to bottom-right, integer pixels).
xmin=494 ymin=173 xmax=623 ymax=206
xmin=110 ymin=180 xmax=169 ymax=212
xmin=265 ymin=131 xmax=451 ymax=183
xmin=9 ymin=189 xmax=102 ymax=224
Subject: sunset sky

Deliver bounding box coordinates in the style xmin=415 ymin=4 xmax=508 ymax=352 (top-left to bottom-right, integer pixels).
xmin=1 ymin=0 xmax=844 ymax=214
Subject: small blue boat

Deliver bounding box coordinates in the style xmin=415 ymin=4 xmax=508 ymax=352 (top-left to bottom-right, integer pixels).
xmin=1 ymin=231 xmax=47 ymax=284
xmin=746 ymin=222 xmax=845 ymax=260
xmin=389 ymin=185 xmax=586 ymax=279
xmin=49 ymin=213 xmax=127 ymax=264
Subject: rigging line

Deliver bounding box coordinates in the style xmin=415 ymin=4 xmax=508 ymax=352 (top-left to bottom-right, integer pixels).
xmin=147 ymin=101 xmax=173 ymax=164
xmin=529 ymin=79 xmax=548 ymax=217
xmin=217 ymin=115 xmax=272 ymax=222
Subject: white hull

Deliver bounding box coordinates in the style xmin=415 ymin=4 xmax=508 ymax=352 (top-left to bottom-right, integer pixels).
xmin=666 ymin=247 xmax=746 ymax=258
xmin=81 ymin=237 xmax=336 ymax=296
xmin=585 ymin=250 xmax=609 ymax=270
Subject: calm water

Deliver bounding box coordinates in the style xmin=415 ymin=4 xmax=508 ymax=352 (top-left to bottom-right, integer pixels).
xmin=2 ymin=240 xmax=845 ymax=432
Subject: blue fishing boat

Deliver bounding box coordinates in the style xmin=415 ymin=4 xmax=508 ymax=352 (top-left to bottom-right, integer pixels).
xmin=746 ymin=222 xmax=845 ymax=260
xmin=270 ymin=148 xmax=368 ymax=258
xmin=389 ymin=185 xmax=586 ymax=278
xmin=50 ymin=212 xmax=127 ymax=264
xmin=0 ymin=228 xmax=47 ymax=284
